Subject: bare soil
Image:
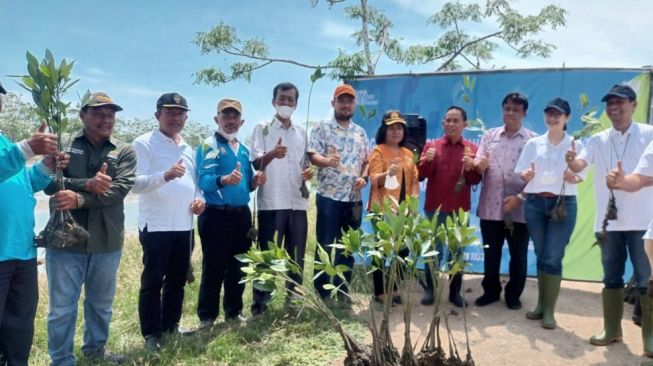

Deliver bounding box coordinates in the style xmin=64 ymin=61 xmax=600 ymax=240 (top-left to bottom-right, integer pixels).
xmin=333 ymin=274 xmax=650 ymax=366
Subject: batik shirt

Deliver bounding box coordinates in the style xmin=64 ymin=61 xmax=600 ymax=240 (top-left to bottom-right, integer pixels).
xmin=308 ymin=116 xmax=369 ymax=202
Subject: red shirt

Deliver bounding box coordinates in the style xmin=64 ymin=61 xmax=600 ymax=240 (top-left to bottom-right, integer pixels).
xmin=418 ymin=136 xmax=482 ymax=213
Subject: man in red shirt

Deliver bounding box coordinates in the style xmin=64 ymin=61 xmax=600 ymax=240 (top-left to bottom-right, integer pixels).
xmin=418 ymin=106 xmax=482 ymax=306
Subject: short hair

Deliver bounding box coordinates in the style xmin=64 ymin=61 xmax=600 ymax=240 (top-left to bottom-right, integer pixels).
xmin=501 ymin=92 xmax=529 ymax=112
xmin=446 ymin=105 xmax=467 ymax=121
xmin=273 ymin=82 xmax=299 ymax=102
xmin=375 ymin=109 xmax=408 ymax=146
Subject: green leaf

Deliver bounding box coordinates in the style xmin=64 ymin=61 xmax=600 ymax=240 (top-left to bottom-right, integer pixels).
xmin=310 ymin=66 xmax=325 ymax=83
xmin=21 ymin=76 xmax=36 ymax=90
xmin=579 ymin=93 xmax=589 ymax=108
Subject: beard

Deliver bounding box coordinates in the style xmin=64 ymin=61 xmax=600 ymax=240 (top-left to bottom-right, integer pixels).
xmin=334 ymin=110 xmax=354 ymax=122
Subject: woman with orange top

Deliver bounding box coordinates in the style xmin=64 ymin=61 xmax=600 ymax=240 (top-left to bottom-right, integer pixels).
xmin=367 ymin=110 xmax=419 ymax=304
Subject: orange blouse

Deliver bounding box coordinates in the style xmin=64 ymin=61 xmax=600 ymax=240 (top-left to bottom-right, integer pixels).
xmin=367 ymin=144 xmax=419 ymax=211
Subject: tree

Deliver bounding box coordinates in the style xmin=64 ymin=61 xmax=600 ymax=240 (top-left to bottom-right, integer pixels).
xmin=193 ymin=0 xmax=566 ymax=86
xmin=0 ymin=92 xmax=41 ymax=141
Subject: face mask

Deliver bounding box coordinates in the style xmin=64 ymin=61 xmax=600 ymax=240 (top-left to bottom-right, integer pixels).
xmin=275 ymin=105 xmax=294 ymax=120
xmin=219 ymin=129 xmax=237 ymax=142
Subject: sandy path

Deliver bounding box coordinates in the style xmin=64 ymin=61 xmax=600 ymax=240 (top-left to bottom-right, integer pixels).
xmin=332 ymin=274 xmax=650 ymax=366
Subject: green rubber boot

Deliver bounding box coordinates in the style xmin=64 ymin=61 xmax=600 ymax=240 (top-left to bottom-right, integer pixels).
xmin=540 ymin=273 xmax=562 ymax=329
xmin=641 ymin=295 xmax=653 ymax=357
xmin=526 ymin=272 xmax=543 ymax=320
xmin=589 ymin=288 xmax=623 ymax=346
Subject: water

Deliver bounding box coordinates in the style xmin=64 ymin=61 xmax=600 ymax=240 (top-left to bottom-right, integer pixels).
xmin=34 ymin=192 xmax=140 ymax=235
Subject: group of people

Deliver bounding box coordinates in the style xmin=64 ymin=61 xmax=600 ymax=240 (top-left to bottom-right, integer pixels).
xmin=2 ymin=77 xmax=653 ymax=365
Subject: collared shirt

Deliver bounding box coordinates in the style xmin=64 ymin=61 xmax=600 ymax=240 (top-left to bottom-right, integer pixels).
xmin=0 ymin=133 xmax=52 ymax=260
xmin=367 ymin=144 xmax=419 ymax=211
xmin=577 ymin=122 xmax=653 ymax=231
xmin=196 ymin=132 xmax=254 ymax=207
xmin=44 ymin=130 xmax=137 ymax=253
xmin=307 ymin=116 xmax=369 ymax=202
xmin=418 ymin=136 xmax=482 ymax=213
xmin=132 ymin=129 xmax=203 ymax=232
xmin=250 ymin=118 xmax=308 ymax=211
xmin=634 ymin=139 xmax=653 ymax=176
xmin=476 ymin=125 xmax=537 ymax=223
xmin=515 ymin=132 xmax=586 ymax=196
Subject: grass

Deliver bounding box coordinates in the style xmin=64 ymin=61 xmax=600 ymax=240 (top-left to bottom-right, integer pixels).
xmin=30 ymin=201 xmax=369 ymax=365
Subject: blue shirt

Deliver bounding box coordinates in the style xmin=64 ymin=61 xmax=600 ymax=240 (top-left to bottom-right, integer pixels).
xmin=0 ymin=134 xmax=52 ymax=260
xmin=197 ymin=132 xmax=254 ymax=207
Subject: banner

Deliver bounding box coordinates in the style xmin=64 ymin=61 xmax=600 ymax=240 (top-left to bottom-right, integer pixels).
xmin=348 ymin=68 xmax=652 ymax=281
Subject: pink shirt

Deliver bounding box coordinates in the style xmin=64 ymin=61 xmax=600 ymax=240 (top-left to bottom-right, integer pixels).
xmin=476 ymin=126 xmax=536 ymax=223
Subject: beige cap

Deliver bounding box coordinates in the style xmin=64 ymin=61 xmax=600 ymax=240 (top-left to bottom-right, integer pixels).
xmin=217 ymin=98 xmax=242 ymax=114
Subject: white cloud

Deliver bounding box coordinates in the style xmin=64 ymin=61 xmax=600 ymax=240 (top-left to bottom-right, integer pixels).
xmin=388 ymin=0 xmax=441 ymax=17
xmin=85 ymin=66 xmax=109 ymax=77
xmin=320 ymin=20 xmax=357 ymax=40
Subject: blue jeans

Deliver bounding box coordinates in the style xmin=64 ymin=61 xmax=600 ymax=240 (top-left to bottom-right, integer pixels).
xmin=314 ymin=194 xmax=362 ymax=298
xmin=46 ymin=249 xmax=122 ymax=366
xmin=601 ymin=230 xmax=650 ymax=290
xmin=524 ymin=195 xmax=577 ymax=276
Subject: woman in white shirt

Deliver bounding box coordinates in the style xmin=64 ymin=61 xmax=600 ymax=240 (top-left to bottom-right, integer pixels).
xmin=515 ymin=97 xmax=584 ymax=329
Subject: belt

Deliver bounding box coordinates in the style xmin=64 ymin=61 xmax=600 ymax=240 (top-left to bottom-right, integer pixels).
xmin=531 ymin=192 xmax=557 ymax=198
xmin=206 ymin=204 xmax=249 ymax=213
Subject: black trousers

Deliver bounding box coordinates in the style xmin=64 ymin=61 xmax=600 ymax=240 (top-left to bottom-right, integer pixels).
xmin=138 ymin=228 xmax=191 ymax=338
xmin=0 ymin=259 xmax=38 ymax=366
xmin=252 ymin=209 xmax=307 ymax=312
xmin=372 ymin=248 xmax=409 ymax=296
xmin=197 ymin=206 xmax=251 ymax=320
xmin=479 ymin=219 xmax=529 ymax=300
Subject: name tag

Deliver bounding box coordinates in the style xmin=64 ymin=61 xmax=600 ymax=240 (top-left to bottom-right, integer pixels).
xmin=66 ymin=147 xmax=85 ymax=155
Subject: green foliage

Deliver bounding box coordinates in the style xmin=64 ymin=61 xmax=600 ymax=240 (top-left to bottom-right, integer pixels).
xmin=194 ymin=1 xmax=567 ymax=86
xmin=405 ymin=0 xmax=566 ymax=70
xmin=30 ymin=235 xmax=366 ymax=366
xmin=13 ymin=49 xmax=79 ymax=139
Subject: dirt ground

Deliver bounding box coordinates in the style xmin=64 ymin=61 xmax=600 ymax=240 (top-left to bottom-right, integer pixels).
xmin=332 ymin=274 xmax=651 ymax=366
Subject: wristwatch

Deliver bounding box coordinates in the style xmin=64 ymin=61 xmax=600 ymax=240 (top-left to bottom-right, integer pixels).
xmin=76 ymin=193 xmax=84 ymax=208
xmin=360 ymin=176 xmax=369 ymax=184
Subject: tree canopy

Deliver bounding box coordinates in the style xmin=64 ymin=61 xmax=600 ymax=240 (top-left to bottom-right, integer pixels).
xmin=193 ymin=0 xmax=566 ymax=86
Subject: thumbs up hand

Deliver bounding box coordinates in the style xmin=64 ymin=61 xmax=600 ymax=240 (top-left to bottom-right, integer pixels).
xmin=26 ymin=120 xmax=58 ymax=155
xmin=164 ymin=158 xmax=186 ymax=181
xmin=520 ymin=161 xmax=536 ymax=182
xmin=326 ymin=146 xmax=341 ymax=168
xmin=272 ymin=137 xmax=288 ymax=159
xmin=606 ymin=160 xmax=625 ymax=189
xmin=221 ymin=162 xmax=243 ymax=186
xmin=565 ymin=139 xmax=577 ymax=164
xmin=85 ymin=162 xmax=113 ymax=194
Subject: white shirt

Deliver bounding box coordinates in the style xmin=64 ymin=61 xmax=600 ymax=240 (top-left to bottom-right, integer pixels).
xmin=514 ymin=132 xmax=585 ymax=196
xmin=132 ymin=129 xmax=203 ymax=232
xmin=634 ymin=139 xmax=653 ymax=177
xmin=250 ymin=117 xmax=308 ymax=211
xmin=577 ymin=122 xmax=653 ymax=232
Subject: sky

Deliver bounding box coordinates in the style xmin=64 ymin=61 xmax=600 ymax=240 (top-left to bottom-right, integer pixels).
xmin=2 ymin=0 xmax=653 ymax=139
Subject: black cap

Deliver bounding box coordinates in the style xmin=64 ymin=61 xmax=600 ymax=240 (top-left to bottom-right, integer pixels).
xmin=0 ymin=81 xmax=6 ymax=95
xmin=157 ymin=93 xmax=190 ymax=111
xmin=601 ymin=84 xmax=636 ymax=102
xmin=544 ymin=97 xmax=570 ymax=115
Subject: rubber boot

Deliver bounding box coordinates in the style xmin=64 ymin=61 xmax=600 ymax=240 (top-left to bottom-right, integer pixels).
xmin=641 ymin=295 xmax=653 ymax=357
xmin=540 ymin=273 xmax=561 ymax=329
xmin=449 ymin=272 xmax=467 ymax=308
xmin=526 ymin=272 xmax=543 ymax=320
xmin=589 ymin=288 xmax=624 ymax=346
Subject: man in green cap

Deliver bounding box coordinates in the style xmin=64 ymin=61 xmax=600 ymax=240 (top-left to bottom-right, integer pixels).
xmin=44 ymin=92 xmax=136 ymax=365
